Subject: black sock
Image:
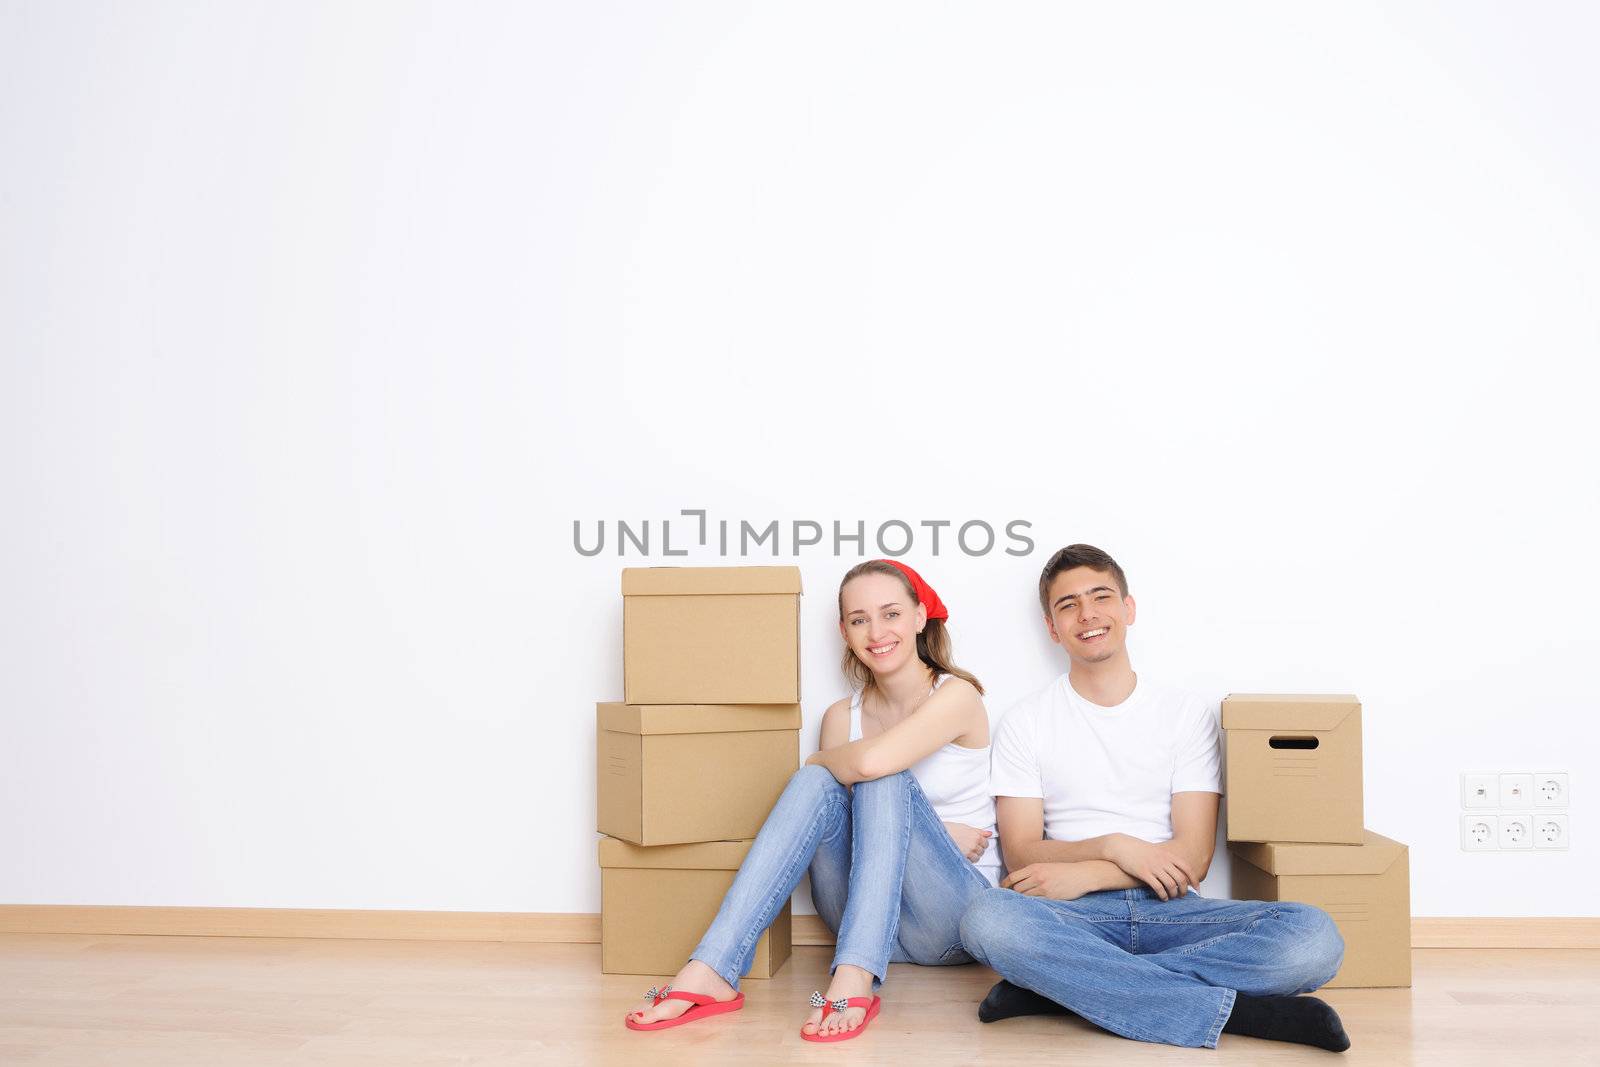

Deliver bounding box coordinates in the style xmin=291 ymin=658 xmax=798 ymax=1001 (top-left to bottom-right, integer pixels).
xmin=1222 ymin=992 xmax=1350 ymax=1052
xmin=977 ymin=980 xmax=1076 ymax=1023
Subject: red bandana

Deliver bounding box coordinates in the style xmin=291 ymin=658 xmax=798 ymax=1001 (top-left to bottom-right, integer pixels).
xmin=877 ymin=560 xmax=949 ymax=622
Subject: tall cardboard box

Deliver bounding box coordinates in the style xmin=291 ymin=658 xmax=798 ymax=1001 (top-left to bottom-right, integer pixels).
xmin=1223 ymin=694 xmax=1363 ymax=844
xmin=623 ymin=567 xmax=802 ymax=705
xmin=1229 ymin=830 xmax=1411 ymax=989
xmin=598 ymin=837 xmax=792 ymax=977
xmin=597 ymin=702 xmax=800 ymax=846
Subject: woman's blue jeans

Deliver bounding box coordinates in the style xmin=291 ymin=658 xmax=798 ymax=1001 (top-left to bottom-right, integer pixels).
xmin=690 ymin=765 xmax=991 ymax=988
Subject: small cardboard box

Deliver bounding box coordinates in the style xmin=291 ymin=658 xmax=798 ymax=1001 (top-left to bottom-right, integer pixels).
xmin=1222 ymin=694 xmax=1363 ymax=844
xmin=1229 ymin=830 xmax=1411 ymax=989
xmin=598 ymin=836 xmax=792 ymax=977
xmin=623 ymin=566 xmax=802 ymax=705
xmin=597 ymin=702 xmax=800 ymax=846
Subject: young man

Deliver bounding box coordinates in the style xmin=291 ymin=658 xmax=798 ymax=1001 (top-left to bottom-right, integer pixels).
xmin=959 ymin=544 xmax=1351 ymax=1052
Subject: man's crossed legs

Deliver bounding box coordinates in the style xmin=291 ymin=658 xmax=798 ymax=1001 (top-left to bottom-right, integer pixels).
xmin=960 ymin=887 xmax=1349 ymax=1051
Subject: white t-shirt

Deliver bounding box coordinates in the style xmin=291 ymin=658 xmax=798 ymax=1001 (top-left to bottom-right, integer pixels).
xmin=989 ymin=674 xmax=1222 ymax=845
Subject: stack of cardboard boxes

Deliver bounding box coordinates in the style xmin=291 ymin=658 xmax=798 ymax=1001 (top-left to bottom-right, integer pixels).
xmin=595 ymin=566 xmax=804 ymax=977
xmin=1223 ymin=694 xmax=1412 ymax=988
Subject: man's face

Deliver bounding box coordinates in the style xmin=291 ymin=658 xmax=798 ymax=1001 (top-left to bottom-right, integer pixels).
xmin=1044 ymin=566 xmax=1136 ymax=665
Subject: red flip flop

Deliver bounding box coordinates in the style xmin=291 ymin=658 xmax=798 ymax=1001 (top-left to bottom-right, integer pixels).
xmin=799 ymin=991 xmax=882 ymax=1043
xmin=625 ymin=985 xmax=745 ymax=1031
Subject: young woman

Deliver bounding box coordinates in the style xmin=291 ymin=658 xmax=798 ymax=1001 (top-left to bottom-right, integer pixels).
xmin=625 ymin=559 xmax=999 ymax=1043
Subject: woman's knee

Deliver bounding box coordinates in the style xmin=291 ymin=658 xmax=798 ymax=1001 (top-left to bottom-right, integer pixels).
xmin=852 ymin=769 xmax=914 ymax=796
xmin=789 ymin=762 xmax=848 ymax=799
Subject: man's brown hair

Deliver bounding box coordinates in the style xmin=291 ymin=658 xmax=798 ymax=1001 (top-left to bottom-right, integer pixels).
xmin=1037 ymin=544 xmax=1129 ymax=615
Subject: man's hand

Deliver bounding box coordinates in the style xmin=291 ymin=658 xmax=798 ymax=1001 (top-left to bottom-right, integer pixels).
xmin=943 ymin=822 xmax=994 ymax=863
xmin=1102 ymin=833 xmax=1198 ymax=901
xmin=1000 ymin=862 xmax=1102 ymax=901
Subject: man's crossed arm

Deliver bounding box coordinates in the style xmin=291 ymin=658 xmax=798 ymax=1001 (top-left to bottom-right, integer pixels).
xmin=997 ymin=792 xmax=1221 ymax=902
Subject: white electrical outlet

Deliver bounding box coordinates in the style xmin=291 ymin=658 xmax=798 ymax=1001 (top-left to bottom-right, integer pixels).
xmin=1498 ymin=814 xmax=1533 ymax=850
xmin=1461 ymin=773 xmax=1498 ymax=809
xmin=1534 ymin=773 xmax=1569 ymax=809
xmin=1534 ymin=815 xmax=1569 ymax=849
xmin=1462 ymin=815 xmax=1496 ymax=851
xmin=1500 ymin=773 xmax=1534 ymax=809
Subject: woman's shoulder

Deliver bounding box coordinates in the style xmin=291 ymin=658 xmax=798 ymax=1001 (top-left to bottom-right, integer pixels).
xmin=930 ymin=675 xmax=987 ymax=726
xmin=933 ymin=674 xmax=983 ymax=707
xmin=817 ymin=696 xmax=855 ymax=748
xmin=820 ymin=695 xmax=854 ymax=731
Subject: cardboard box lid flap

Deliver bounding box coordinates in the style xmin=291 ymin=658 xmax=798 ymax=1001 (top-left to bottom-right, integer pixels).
xmin=1221 ymin=694 xmax=1360 ymax=732
xmin=622 ymin=566 xmax=803 ymax=596
xmin=598 ymin=836 xmax=755 ymax=870
xmin=1230 ymin=830 xmax=1405 ymax=876
xmin=597 ymin=702 xmax=803 ymax=735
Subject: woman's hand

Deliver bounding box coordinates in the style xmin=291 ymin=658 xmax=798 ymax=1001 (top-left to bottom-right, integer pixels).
xmin=1101 ymin=833 xmax=1198 ymax=901
xmin=943 ymin=821 xmax=994 ymax=863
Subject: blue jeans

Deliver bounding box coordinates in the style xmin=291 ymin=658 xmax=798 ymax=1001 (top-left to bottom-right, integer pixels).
xmin=690 ymin=765 xmax=991 ymax=987
xmin=959 ymin=886 xmax=1345 ymax=1048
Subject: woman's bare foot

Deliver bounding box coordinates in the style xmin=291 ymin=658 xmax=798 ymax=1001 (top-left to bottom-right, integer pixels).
xmin=627 ymin=959 xmax=738 ymax=1026
xmin=801 ymin=964 xmax=876 ymax=1038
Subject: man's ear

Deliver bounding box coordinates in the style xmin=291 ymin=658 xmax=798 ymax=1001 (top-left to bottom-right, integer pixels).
xmin=1124 ymin=595 xmax=1137 ymax=626
xmin=1044 ymin=611 xmax=1062 ymax=646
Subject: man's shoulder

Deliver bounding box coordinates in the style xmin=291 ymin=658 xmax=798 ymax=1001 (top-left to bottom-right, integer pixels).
xmin=999 ymin=673 xmax=1069 ymax=724
xmin=1137 ymin=678 xmax=1210 ymax=710
xmin=1136 ymin=680 xmax=1219 ymax=735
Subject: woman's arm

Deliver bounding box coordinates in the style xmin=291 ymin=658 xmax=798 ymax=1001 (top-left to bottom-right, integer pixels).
xmin=806 ymin=678 xmax=985 ymax=786
xmin=816 ymin=697 xmax=852 ymax=753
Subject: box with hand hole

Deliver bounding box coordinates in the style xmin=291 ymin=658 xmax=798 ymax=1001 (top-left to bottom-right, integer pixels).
xmin=1222 ymin=694 xmax=1363 ymax=844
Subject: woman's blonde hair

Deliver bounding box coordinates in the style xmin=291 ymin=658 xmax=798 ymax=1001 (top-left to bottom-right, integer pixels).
xmin=837 ymin=560 xmax=984 ymax=695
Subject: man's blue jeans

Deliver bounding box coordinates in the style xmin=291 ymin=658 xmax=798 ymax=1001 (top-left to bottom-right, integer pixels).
xmin=691 ymin=765 xmax=991 ymax=987
xmin=960 ymin=885 xmax=1345 ymax=1048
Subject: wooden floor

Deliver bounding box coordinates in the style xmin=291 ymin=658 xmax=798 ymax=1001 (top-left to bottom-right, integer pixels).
xmin=1 ymin=934 xmax=1595 ymax=1065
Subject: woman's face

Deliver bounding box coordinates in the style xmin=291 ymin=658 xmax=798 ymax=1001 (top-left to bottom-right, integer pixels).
xmin=839 ymin=572 xmax=926 ymax=676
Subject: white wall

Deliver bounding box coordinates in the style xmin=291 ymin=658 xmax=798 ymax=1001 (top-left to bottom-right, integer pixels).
xmin=2 ymin=1 xmax=1596 ymax=918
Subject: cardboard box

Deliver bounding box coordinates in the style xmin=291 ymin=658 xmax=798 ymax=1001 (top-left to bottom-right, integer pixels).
xmin=1229 ymin=830 xmax=1411 ymax=989
xmin=623 ymin=567 xmax=802 ymax=705
xmin=1222 ymin=694 xmax=1363 ymax=844
xmin=598 ymin=837 xmax=792 ymax=977
xmin=597 ymin=702 xmax=800 ymax=846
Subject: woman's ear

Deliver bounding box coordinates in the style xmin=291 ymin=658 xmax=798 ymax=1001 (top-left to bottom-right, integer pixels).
xmin=916 ymin=603 xmax=928 ymax=634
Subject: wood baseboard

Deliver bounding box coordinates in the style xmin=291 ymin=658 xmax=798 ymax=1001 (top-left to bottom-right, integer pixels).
xmin=2 ymin=906 xmax=1597 ymax=949
xmin=0 ymin=905 xmax=601 ymax=943
xmin=1408 ymin=917 xmax=1600 ymax=949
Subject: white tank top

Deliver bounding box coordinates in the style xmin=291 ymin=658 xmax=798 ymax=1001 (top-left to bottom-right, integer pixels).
xmin=850 ymin=674 xmax=1002 ymax=885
